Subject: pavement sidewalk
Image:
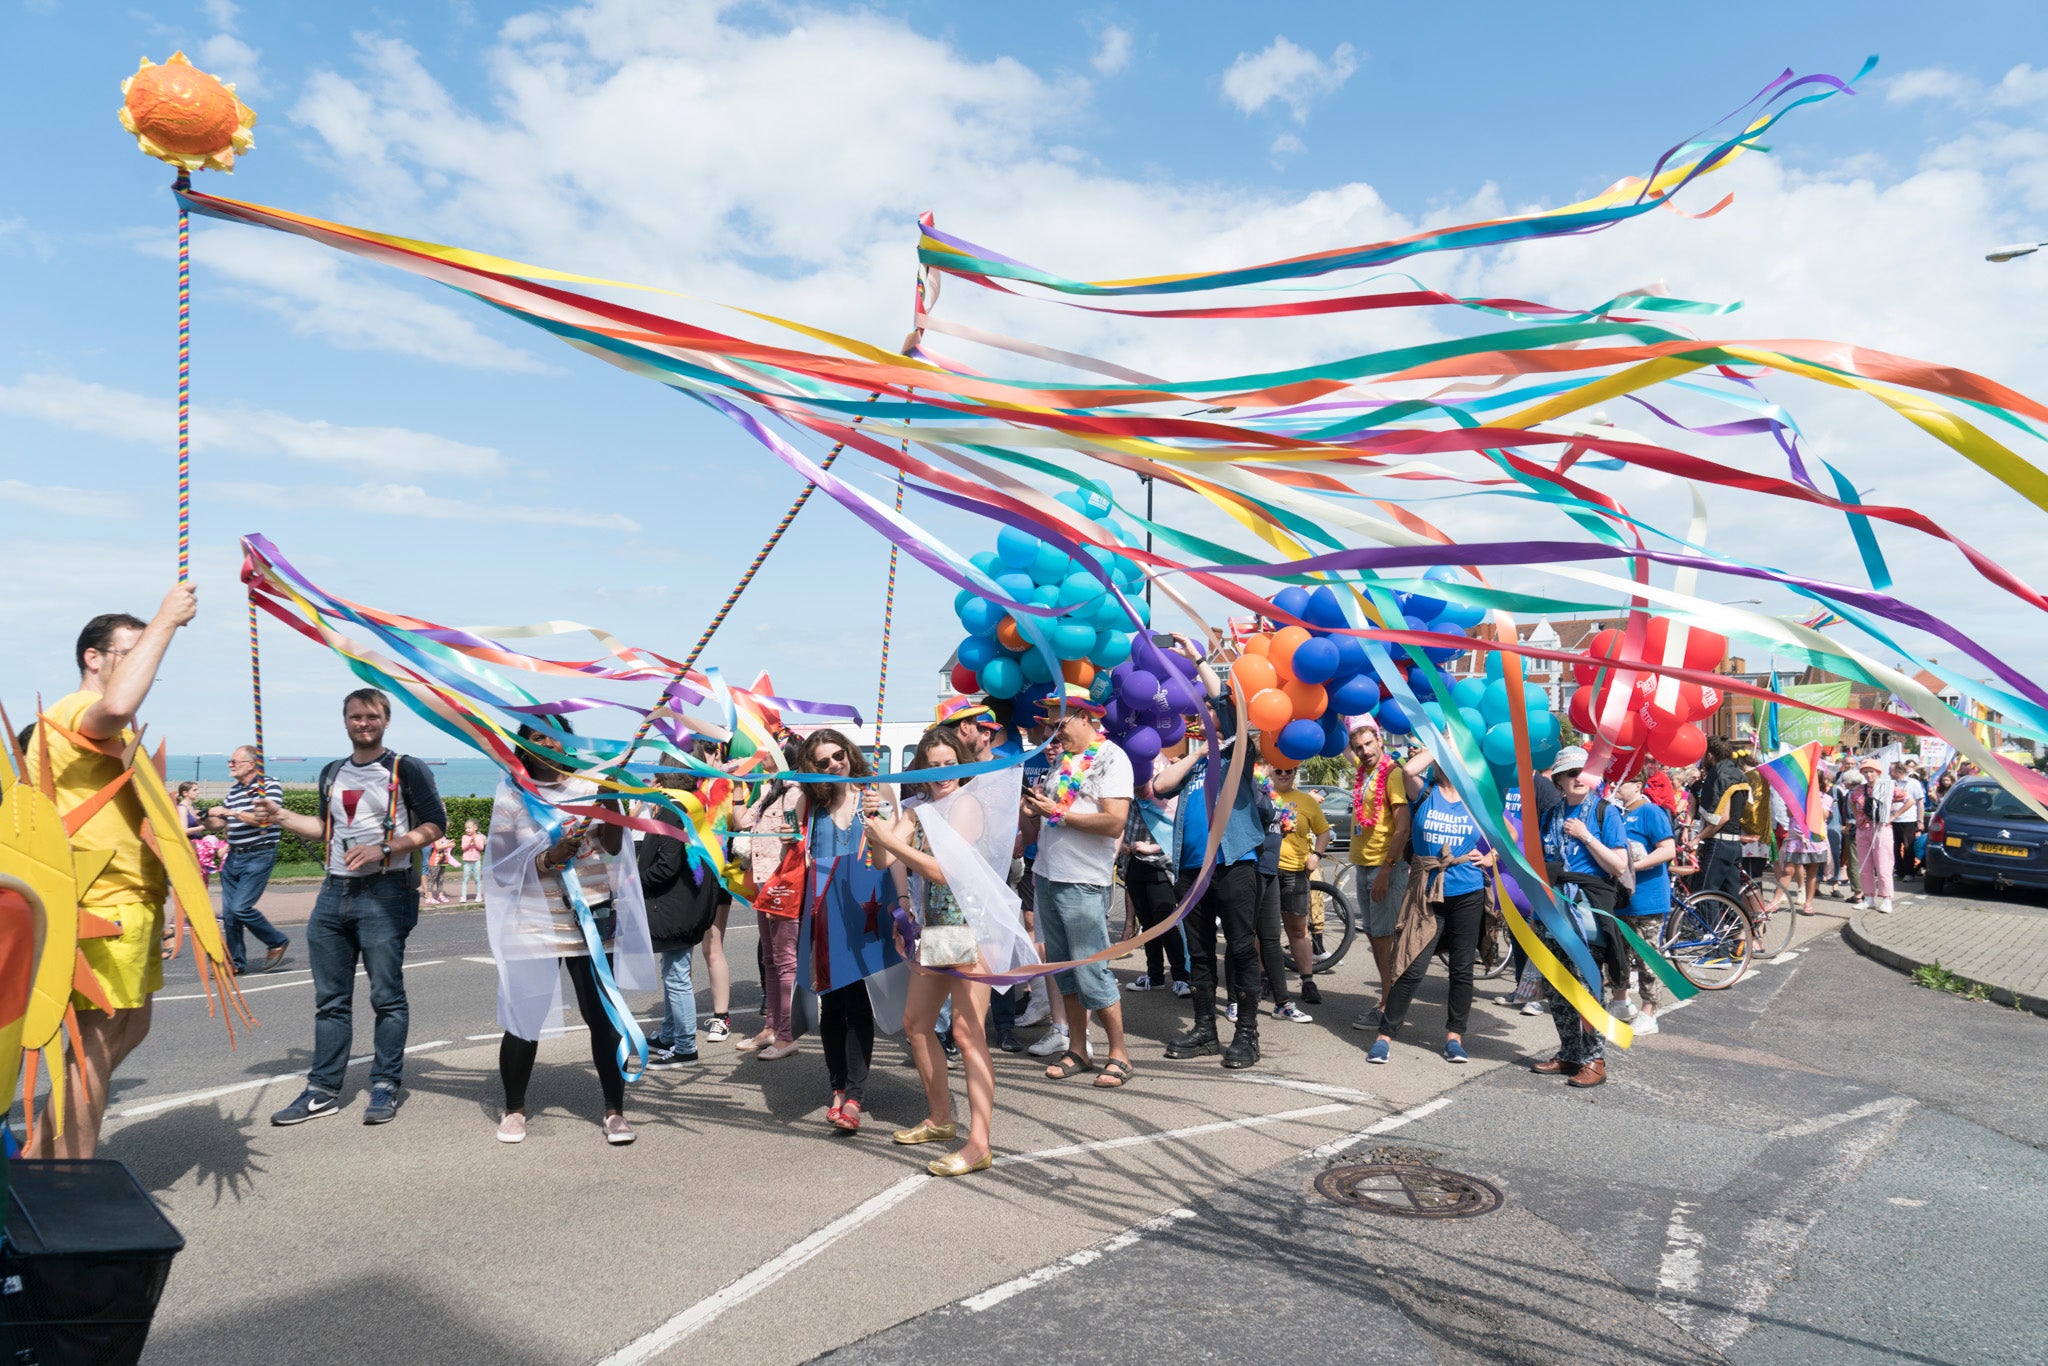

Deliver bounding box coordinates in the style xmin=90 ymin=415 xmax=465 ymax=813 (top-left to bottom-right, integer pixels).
xmin=1845 ymin=898 xmax=2048 ymax=1016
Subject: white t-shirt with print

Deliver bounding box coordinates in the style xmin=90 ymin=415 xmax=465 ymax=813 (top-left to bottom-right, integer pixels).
xmin=325 ymin=757 xmax=417 ymax=877
xmin=1034 ymin=738 xmax=1134 ymax=887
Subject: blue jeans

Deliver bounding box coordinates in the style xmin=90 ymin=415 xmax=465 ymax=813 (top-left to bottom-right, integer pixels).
xmin=307 ymin=872 xmax=418 ymax=1093
xmin=654 ymin=948 xmax=698 ymax=1054
xmin=219 ymin=847 xmax=289 ymax=970
xmin=1033 ymin=876 xmax=1120 ymax=1010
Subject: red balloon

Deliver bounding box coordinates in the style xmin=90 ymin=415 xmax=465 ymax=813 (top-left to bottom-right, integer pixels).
xmin=1649 ymin=721 xmax=1708 ymax=767
xmin=950 ymin=662 xmax=980 ymax=694
xmin=1567 ymin=685 xmax=1596 ymax=733
xmin=1593 ymin=703 xmax=1644 ymax=751
xmin=1682 ymin=627 xmax=1728 ymax=672
xmin=1643 ymin=616 xmax=1671 ymax=657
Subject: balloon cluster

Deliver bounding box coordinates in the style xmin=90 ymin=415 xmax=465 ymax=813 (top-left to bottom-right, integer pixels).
xmin=1564 ymin=620 xmax=1726 ymax=773
xmin=949 ymin=491 xmax=1150 ymax=715
xmin=1100 ymin=639 xmax=1205 ymax=789
xmin=1234 ymin=584 xmax=1397 ymax=764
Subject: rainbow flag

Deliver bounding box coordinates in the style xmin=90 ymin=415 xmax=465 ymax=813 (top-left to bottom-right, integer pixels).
xmin=1757 ymin=741 xmax=1827 ymax=838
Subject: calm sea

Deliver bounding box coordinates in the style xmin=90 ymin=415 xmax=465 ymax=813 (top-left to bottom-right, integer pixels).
xmin=170 ymin=753 xmax=507 ymax=799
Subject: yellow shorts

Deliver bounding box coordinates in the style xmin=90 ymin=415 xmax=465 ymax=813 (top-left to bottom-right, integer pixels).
xmin=75 ymin=902 xmax=165 ymax=1011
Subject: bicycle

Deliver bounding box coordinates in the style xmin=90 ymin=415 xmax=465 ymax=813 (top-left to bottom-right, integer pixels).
xmin=1309 ymin=871 xmax=1512 ymax=980
xmin=1659 ymin=886 xmax=1753 ymax=990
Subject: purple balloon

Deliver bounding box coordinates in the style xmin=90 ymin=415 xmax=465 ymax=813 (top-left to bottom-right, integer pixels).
xmin=1160 ymin=674 xmax=1201 ymax=715
xmin=1120 ymin=726 xmax=1162 ymax=762
xmin=1129 ymin=754 xmax=1155 ymax=791
xmin=1103 ymin=698 xmax=1127 ymax=732
xmin=1163 ymin=651 xmax=1198 ymax=679
xmin=1119 ymin=669 xmax=1161 ymax=709
xmin=1157 ymin=715 xmax=1188 ymax=748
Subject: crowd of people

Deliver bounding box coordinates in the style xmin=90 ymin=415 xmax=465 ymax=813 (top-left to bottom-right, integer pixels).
xmin=21 ymin=589 xmax=1962 ymax=1170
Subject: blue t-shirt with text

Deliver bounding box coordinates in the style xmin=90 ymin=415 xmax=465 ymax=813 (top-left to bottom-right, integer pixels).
xmin=1411 ymin=787 xmax=1486 ymax=897
xmin=1622 ymin=801 xmax=1675 ymax=919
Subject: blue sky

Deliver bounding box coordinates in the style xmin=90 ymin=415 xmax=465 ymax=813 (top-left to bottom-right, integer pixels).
xmin=6 ymin=0 xmax=2048 ymax=756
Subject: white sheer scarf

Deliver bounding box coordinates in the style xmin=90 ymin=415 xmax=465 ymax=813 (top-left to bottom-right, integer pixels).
xmin=914 ymin=767 xmax=1036 ymax=976
xmin=484 ymin=774 xmax=656 ymax=1041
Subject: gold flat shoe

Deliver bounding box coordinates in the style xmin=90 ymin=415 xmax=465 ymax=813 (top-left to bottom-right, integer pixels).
xmin=892 ymin=1120 xmax=957 ymax=1146
xmin=927 ymin=1150 xmax=994 ymax=1177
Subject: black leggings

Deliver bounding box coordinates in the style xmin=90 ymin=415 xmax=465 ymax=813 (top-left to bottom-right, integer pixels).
xmin=1256 ymin=873 xmax=1294 ymax=1006
xmin=500 ymin=952 xmax=623 ymax=1114
xmin=1177 ymin=862 xmax=1263 ymax=1019
xmin=821 ymin=981 xmax=874 ymax=1103
xmin=1377 ymin=890 xmax=1486 ymax=1038
xmin=1125 ymin=862 xmax=1189 ymax=984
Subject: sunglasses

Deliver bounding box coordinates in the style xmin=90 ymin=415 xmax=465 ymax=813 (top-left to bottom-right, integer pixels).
xmin=814 ymin=749 xmax=847 ymax=765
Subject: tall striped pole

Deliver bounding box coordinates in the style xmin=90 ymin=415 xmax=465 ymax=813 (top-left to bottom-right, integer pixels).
xmin=175 ymin=171 xmax=192 ymax=582
xmin=247 ymin=590 xmax=265 ymax=769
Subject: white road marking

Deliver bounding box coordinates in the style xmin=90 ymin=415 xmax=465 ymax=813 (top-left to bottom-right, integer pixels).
xmin=155 ymin=958 xmax=450 ymax=1002
xmin=1767 ymin=952 xmax=1800 ymax=965
xmin=1654 ymin=1198 xmax=1706 ymax=1330
xmin=597 ymin=1173 xmax=931 ymax=1365
xmin=604 ymin=1100 xmax=1359 ymax=1359
xmin=960 ymin=1208 xmax=1199 ymax=1313
xmin=1239 ymin=1074 xmax=1374 ymax=1100
xmin=463 ymin=955 xmax=498 ymax=965
xmin=108 ymin=1040 xmax=454 ymax=1121
xmin=1768 ymin=1095 xmax=1915 ymax=1140
xmin=1306 ymin=1097 xmax=1454 ymax=1160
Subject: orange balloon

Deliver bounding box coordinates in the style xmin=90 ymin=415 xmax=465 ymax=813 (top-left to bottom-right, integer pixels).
xmin=1271 ymin=626 xmax=1312 ymax=672
xmin=1247 ymin=688 xmax=1293 ymax=733
xmin=1242 ymin=633 xmax=1273 ymax=658
xmin=1060 ymin=658 xmax=1096 ymax=687
xmin=1282 ymin=678 xmax=1328 ymax=721
xmin=1257 ymin=729 xmax=1285 ymax=763
xmin=1232 ymin=654 xmax=1279 ymax=696
xmin=995 ymin=616 xmax=1026 ymax=651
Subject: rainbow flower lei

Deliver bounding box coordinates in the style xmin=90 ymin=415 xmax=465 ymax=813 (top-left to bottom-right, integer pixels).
xmin=1042 ymin=736 xmax=1105 ymax=826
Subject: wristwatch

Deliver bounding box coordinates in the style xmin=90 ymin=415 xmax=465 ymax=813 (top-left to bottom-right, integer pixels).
xmin=380 ymin=841 xmax=393 ymax=860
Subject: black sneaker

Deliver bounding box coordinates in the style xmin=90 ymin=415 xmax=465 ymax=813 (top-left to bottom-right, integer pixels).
xmin=363 ymin=1082 xmax=402 ymax=1125
xmin=271 ymin=1086 xmax=341 ymax=1126
xmin=997 ymin=1029 xmax=1023 ymax=1053
xmin=939 ymin=1030 xmax=961 ymax=1064
xmin=647 ymin=1045 xmax=698 ymax=1069
xmin=1300 ymin=978 xmax=1323 ymax=1005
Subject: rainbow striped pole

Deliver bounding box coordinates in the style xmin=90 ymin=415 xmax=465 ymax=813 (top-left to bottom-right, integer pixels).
xmin=175 ymin=171 xmax=192 ymax=582
xmin=247 ymin=590 xmax=264 ymax=769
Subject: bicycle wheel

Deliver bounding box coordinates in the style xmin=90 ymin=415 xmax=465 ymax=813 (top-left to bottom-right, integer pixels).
xmin=1661 ymin=892 xmax=1751 ymax=990
xmin=1745 ymin=885 xmax=1797 ymax=959
xmin=1310 ymin=878 xmax=1356 ymax=975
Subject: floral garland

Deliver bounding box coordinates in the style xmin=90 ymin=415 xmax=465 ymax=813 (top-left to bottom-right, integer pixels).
xmin=1042 ymin=736 xmax=1105 ymax=826
xmin=1352 ymin=755 xmax=1395 ymax=831
xmin=1257 ymin=771 xmax=1298 ymax=834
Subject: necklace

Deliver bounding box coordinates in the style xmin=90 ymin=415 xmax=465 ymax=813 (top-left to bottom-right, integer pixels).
xmin=1043 ymin=737 xmax=1104 ymax=826
xmin=1352 ymin=755 xmax=1394 ymax=830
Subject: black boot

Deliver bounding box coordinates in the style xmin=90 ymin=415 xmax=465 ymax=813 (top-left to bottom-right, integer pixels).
xmin=1221 ymin=1002 xmax=1261 ymax=1069
xmin=1167 ymin=1013 xmax=1220 ymax=1058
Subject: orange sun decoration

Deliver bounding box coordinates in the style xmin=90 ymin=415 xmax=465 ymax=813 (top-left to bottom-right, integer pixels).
xmin=119 ymin=50 xmax=257 ymax=172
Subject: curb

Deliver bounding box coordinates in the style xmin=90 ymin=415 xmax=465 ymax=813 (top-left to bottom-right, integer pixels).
xmin=1844 ymin=910 xmax=2048 ymax=1018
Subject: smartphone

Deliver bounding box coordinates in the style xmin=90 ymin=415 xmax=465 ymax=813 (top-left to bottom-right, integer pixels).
xmin=1148 ymin=631 xmax=1178 ymax=649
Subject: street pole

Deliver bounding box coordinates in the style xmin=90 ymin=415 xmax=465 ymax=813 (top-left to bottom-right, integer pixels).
xmin=1143 ymin=473 xmax=1154 ymax=613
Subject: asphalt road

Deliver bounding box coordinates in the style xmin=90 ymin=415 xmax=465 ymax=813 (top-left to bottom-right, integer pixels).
xmin=28 ymin=878 xmax=2041 ymax=1364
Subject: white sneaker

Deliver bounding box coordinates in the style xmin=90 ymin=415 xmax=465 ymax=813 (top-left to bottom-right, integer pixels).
xmin=1017 ymin=991 xmax=1052 ymax=1028
xmin=1610 ymin=998 xmax=1639 ymax=1022
xmin=1520 ymin=1000 xmax=1547 ymax=1016
xmin=1124 ymin=975 xmax=1158 ymax=993
xmin=1634 ymin=1012 xmax=1660 ymax=1036
xmin=1225 ymin=1002 xmax=1239 ymax=1023
xmin=1026 ymin=1026 xmax=1071 ymax=1058
xmin=496 ymin=1112 xmax=526 ymax=1144
xmin=1171 ymin=980 xmax=1192 ymax=998
xmin=1274 ymin=1002 xmax=1313 ymax=1023
xmin=1876 ymin=898 xmax=1894 ymax=914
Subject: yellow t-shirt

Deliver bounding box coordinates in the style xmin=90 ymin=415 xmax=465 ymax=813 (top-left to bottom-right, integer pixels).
xmin=1278 ymin=788 xmax=1329 ymax=872
xmin=30 ymin=690 xmax=166 ymax=909
xmin=1348 ymin=764 xmax=1410 ymax=867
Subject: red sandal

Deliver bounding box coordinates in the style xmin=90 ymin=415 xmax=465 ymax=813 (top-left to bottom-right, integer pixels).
xmin=825 ymin=1090 xmax=846 ymax=1127
xmin=829 ymin=1098 xmax=863 ymax=1134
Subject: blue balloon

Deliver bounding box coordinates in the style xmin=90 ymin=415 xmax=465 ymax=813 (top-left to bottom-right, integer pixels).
xmin=1523 ymin=684 xmax=1551 ymax=713
xmin=1450 ymin=677 xmax=1489 ymax=711
xmin=1480 ymin=680 xmax=1511 ymax=726
xmin=1028 ymin=585 xmax=1061 ymax=609
xmin=979 ymin=656 xmax=1023 ymax=698
xmin=1330 ymin=674 xmax=1382 ymax=716
xmin=1330 ymin=634 xmax=1369 ymax=681
xmin=1484 ymin=650 xmax=1508 ymax=681
xmin=1530 ymin=710 xmax=1561 ymax=748
xmin=1423 ymin=565 xmax=1461 ymax=587
xmin=1093 ymin=630 xmax=1134 ymax=667
xmin=1090 ymin=594 xmax=1130 ymax=631
xmin=971 ymin=549 xmax=1005 ymax=577
xmin=1458 ymin=706 xmax=1486 ymax=737
xmin=1058 ymin=571 xmax=1106 ymax=608
xmin=1531 ymin=734 xmax=1561 ymax=769
xmin=1422 ymin=645 xmax=1466 ymax=666
xmin=1088 ymin=669 xmax=1118 ymax=705
xmin=1304 ymin=585 xmax=1350 ymax=631
xmin=996 ymin=571 xmax=1035 ymax=600
xmin=1029 ymin=543 xmax=1072 ymax=587
xmin=1376 ymin=697 xmax=1415 ymax=734
xmin=1392 ymin=590 xmax=1444 ymax=624
xmin=1291 ymin=637 xmax=1340 ymax=685
xmin=1407 ymin=665 xmax=1436 ymax=697
xmin=1052 ymin=621 xmax=1096 ymax=660
xmin=1020 ymin=649 xmax=1055 ymax=685
xmin=1276 ymin=719 xmax=1324 ymax=762
xmin=1319 ymin=713 xmax=1350 ymax=758
xmin=1436 ymin=600 xmax=1487 ymax=633
xmin=1482 ymin=722 xmax=1518 ymax=767
xmin=957 ymin=635 xmax=999 ymax=671
xmin=959 ymin=598 xmax=1005 ymax=637
xmin=994 ymin=530 xmax=1038 ymax=571
xmin=1272 ymin=585 xmax=1313 ymax=624
xmin=953 ymin=588 xmax=976 ymax=618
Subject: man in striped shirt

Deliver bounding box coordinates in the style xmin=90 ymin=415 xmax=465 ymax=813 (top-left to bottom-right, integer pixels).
xmin=203 ymin=745 xmax=292 ymax=973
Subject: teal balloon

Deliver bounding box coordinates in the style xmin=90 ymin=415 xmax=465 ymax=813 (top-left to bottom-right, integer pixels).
xmin=1028 ymin=585 xmax=1061 ymax=609
xmin=1480 ymin=680 xmax=1511 ymax=727
xmin=1530 ymin=710 xmax=1561 ymax=748
xmin=1523 ymin=684 xmax=1551 ymax=713
xmin=957 ymin=635 xmax=999 ymax=671
xmin=996 ymin=570 xmax=1035 ymax=599
xmin=1090 ymin=594 xmax=1130 ymax=631
xmin=1422 ymin=701 xmax=1446 ymax=728
xmin=994 ymin=530 xmax=1038 ymax=571
xmin=1484 ymin=651 xmax=1508 ymax=681
xmin=959 ymin=598 xmax=1004 ymax=637
xmin=972 ymin=549 xmax=1006 ymax=576
xmin=1094 ymin=630 xmax=1134 ymax=667
xmin=1531 ymin=734 xmax=1561 ymax=769
xmin=1482 ymin=723 xmax=1518 ymax=767
xmin=1457 ymin=706 xmax=1486 ymax=737
xmin=1020 ymin=650 xmax=1055 ymax=685
xmin=1131 ymin=597 xmax=1152 ymax=627
xmin=1058 ymin=572 xmax=1105 ymax=608
xmin=1029 ymin=543 xmax=1072 ymax=586
xmin=1052 ymin=621 xmax=1097 ymax=660
xmin=1055 ymin=488 xmax=1113 ymax=519
xmin=1450 ymin=677 xmax=1489 ymax=711
xmin=979 ymin=656 xmax=1023 ymax=698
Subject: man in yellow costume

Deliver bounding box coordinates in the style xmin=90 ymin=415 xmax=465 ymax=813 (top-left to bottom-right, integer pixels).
xmin=25 ymin=583 xmax=198 ymax=1158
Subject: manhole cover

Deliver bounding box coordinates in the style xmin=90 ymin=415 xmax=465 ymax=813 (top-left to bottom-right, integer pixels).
xmin=1315 ymin=1163 xmax=1504 ymax=1219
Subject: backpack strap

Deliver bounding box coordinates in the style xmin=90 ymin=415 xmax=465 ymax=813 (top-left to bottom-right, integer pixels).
xmin=380 ymin=752 xmax=404 ymax=870
xmin=316 ymin=758 xmax=345 ymax=860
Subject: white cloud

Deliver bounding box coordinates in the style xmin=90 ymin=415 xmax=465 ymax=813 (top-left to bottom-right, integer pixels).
xmin=1220 ymin=36 xmax=1358 ymax=123
xmin=1091 ymin=24 xmax=1132 ymax=77
xmin=0 ymin=373 xmax=506 ymax=476
xmin=1887 ymin=63 xmax=2048 ymax=110
xmin=0 ymin=480 xmax=138 ymax=519
xmin=220 ymin=481 xmax=639 ymax=532
xmin=1269 ymin=132 xmax=1306 ymax=162
xmin=203 ymin=0 xmax=241 ymax=29
xmin=198 ymin=33 xmax=264 ymax=99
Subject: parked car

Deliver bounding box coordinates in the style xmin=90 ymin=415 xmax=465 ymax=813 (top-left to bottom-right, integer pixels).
xmin=1923 ymin=776 xmax=2048 ymax=895
xmin=1301 ymin=784 xmax=1354 ymax=856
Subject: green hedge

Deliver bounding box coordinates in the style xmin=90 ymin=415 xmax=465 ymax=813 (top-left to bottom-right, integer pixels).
xmin=201 ymin=791 xmax=494 ymax=865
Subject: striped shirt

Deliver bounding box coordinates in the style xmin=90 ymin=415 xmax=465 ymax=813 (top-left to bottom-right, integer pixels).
xmin=219 ymin=777 xmax=285 ymax=854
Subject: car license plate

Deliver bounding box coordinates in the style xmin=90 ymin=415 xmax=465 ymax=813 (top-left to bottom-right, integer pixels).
xmin=1974 ymin=842 xmax=2030 ymax=858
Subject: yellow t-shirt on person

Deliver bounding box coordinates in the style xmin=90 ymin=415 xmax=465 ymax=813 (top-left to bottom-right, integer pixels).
xmin=1347 ymin=764 xmax=1410 ymax=867
xmin=1278 ymin=789 xmax=1329 ymax=872
xmin=29 ymin=691 xmax=166 ymax=909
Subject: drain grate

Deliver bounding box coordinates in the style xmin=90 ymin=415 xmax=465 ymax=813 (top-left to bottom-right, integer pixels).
xmin=1315 ymin=1163 xmax=1504 ymax=1219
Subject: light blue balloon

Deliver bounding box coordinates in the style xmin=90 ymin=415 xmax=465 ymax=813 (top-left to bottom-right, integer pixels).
xmin=971 ymin=549 xmax=1005 ymax=577
xmin=1457 ymin=706 xmax=1486 ymax=737
xmin=1450 ymin=677 xmax=1489 ymax=711
xmin=994 ymin=531 xmax=1037 ymax=570
xmin=1531 ymin=734 xmax=1561 ymax=769
xmin=1484 ymin=651 xmax=1508 ymax=681
xmin=1019 ymin=649 xmax=1055 ymax=685
xmin=959 ymin=598 xmax=1005 ymax=637
xmin=979 ymin=656 xmax=1023 ymax=698
xmin=1093 ymin=630 xmax=1134 ymax=667
xmin=996 ymin=571 xmax=1036 ymax=600
xmin=1480 ymin=679 xmax=1511 ymax=727
xmin=1530 ymin=710 xmax=1561 ymax=748
xmin=957 ymin=635 xmax=999 ymax=672
xmin=1058 ymin=571 xmax=1106 ymax=608
xmin=1523 ymin=684 xmax=1551 ymax=713
xmin=1131 ymin=597 xmax=1152 ymax=628
xmin=1052 ymin=621 xmax=1097 ymax=660
xmin=1090 ymin=594 xmax=1130 ymax=632
xmin=1029 ymin=543 xmax=1072 ymax=587
xmin=1482 ymin=722 xmax=1518 ymax=767
xmin=1028 ymin=585 xmax=1061 ymax=609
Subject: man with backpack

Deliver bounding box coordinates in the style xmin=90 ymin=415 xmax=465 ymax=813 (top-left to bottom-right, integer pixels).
xmin=255 ymin=688 xmax=446 ymax=1126
xmin=1533 ymin=746 xmax=1632 ymax=1088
